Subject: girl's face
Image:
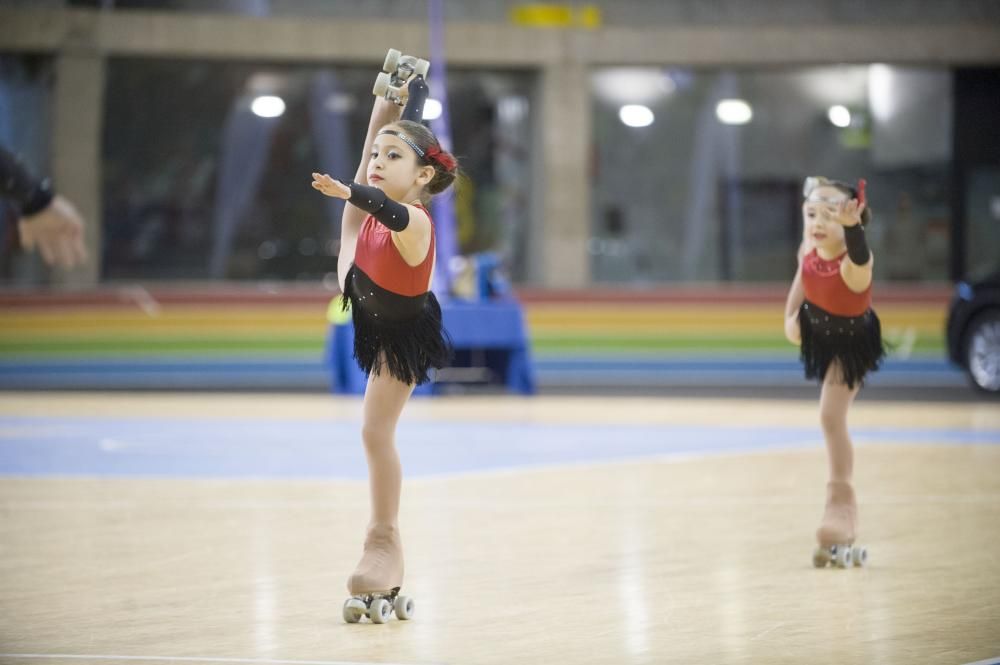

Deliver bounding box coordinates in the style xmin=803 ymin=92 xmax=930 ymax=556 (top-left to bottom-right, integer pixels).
xmin=366 ymin=128 xmax=433 ymax=202
xmin=803 ymin=185 xmax=848 ymax=255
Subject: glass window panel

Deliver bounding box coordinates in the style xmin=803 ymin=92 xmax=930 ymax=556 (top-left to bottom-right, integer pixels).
xmin=101 ymin=58 xmax=534 ymax=282
xmin=590 ymin=64 xmax=954 ymax=284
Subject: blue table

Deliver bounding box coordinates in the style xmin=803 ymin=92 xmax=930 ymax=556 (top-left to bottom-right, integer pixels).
xmin=326 ymin=297 xmax=536 ymax=395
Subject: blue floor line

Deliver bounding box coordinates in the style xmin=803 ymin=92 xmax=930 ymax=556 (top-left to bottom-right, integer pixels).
xmin=1 ymin=416 xmax=995 ymax=480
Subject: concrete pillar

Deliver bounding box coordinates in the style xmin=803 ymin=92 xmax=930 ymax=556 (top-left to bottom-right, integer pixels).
xmin=536 ymin=59 xmax=591 ymax=288
xmin=51 ymin=51 xmax=104 ymax=286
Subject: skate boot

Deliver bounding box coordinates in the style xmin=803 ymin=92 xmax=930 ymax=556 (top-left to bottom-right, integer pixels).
xmin=812 ymin=480 xmax=868 ymax=568
xmin=342 ymin=523 xmax=414 ymax=623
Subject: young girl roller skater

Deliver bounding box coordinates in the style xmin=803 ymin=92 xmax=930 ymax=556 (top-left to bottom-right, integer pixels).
xmin=783 ymin=176 xmax=884 ymax=569
xmin=311 ymin=69 xmax=457 ymax=621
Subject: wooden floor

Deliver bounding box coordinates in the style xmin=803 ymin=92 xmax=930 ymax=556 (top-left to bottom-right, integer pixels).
xmin=0 ymin=393 xmax=998 ymax=665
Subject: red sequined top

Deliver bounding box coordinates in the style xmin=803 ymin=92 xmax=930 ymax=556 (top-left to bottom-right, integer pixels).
xmin=801 ymin=249 xmax=871 ymax=317
xmin=353 ymin=204 xmax=435 ymax=297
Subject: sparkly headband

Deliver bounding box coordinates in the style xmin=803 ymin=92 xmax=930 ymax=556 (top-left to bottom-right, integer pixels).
xmin=803 ymin=176 xmax=866 ymax=205
xmin=377 ymin=129 xmax=424 ymax=158
xmin=805 ymin=190 xmax=849 ymax=205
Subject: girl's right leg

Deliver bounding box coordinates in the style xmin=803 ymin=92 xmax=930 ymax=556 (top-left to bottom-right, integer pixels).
xmin=348 ymin=366 xmax=414 ymax=595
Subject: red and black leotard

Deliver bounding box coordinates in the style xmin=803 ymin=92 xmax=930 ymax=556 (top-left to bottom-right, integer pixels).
xmin=343 ymin=205 xmax=451 ymax=385
xmin=801 ymin=249 xmax=871 ymax=317
xmin=353 ymin=204 xmax=435 ymax=299
xmin=798 ymin=249 xmax=884 ymax=389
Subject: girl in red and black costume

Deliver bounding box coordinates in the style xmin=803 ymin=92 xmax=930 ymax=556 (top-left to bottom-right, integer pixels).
xmin=311 ymin=75 xmax=457 ymax=608
xmin=784 ymin=176 xmax=884 ymax=568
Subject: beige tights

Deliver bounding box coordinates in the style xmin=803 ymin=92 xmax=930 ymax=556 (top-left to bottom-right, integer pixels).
xmin=347 ymin=366 xmax=413 ymax=594
xmin=816 ymin=360 xmax=861 ymax=545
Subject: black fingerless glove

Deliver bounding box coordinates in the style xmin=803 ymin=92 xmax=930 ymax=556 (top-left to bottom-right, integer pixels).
xmin=0 ymin=146 xmax=54 ymax=216
xmin=844 ymin=224 xmax=870 ymax=265
xmin=347 ymin=182 xmax=410 ymax=232
xmin=401 ymin=75 xmax=429 ymax=123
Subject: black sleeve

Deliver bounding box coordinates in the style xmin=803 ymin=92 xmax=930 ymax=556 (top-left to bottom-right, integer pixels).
xmin=844 ymin=224 xmax=870 ymax=265
xmin=401 ymin=75 xmax=429 ymax=123
xmin=347 ymin=182 xmax=410 ymax=232
xmin=0 ymin=145 xmax=54 ymax=216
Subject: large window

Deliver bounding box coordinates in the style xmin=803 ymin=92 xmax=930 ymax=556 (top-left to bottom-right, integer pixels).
xmin=101 ymin=58 xmax=534 ymax=283
xmin=590 ymin=65 xmax=954 ymax=283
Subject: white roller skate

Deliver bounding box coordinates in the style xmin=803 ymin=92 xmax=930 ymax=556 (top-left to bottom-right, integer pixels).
xmin=812 ymin=479 xmax=868 ymax=568
xmin=373 ymin=48 xmax=430 ymax=106
xmin=342 ymin=586 xmax=415 ymax=624
xmin=342 ymin=523 xmax=414 ymax=623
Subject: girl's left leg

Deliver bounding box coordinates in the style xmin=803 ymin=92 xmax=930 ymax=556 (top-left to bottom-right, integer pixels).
xmin=816 ymin=360 xmax=861 ymax=549
xmin=347 ymin=367 xmax=414 ymax=595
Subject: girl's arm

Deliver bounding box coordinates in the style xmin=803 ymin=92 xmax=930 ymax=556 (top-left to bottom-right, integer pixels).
xmin=334 ymin=96 xmax=403 ymax=291
xmin=783 ymin=241 xmax=807 ymax=346
xmin=389 ymin=204 xmax=432 ymax=268
xmin=841 ymin=252 xmax=873 ymax=293
xmin=831 ymin=199 xmax=873 ymax=293
xmin=312 ymin=177 xmax=432 ymax=270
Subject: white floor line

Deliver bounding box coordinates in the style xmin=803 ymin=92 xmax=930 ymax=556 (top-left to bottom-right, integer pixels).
xmin=0 ymin=655 xmax=441 ymax=665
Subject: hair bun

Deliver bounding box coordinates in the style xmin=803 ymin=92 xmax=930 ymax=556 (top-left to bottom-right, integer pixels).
xmin=426 ymin=144 xmax=457 ymax=172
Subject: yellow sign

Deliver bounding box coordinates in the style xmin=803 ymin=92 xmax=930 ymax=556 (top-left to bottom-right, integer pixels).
xmin=510 ymin=4 xmax=602 ymax=28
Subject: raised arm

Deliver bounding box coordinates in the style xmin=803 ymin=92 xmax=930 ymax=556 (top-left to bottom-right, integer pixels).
xmin=831 ymin=198 xmax=873 ymax=293
xmin=334 ymin=96 xmax=403 ymax=291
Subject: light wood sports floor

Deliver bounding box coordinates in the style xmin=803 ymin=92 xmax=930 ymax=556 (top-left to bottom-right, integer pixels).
xmin=0 ymin=393 xmax=998 ymax=665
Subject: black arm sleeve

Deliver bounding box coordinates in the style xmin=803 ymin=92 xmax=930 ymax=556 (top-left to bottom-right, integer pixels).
xmin=347 ymin=182 xmax=410 ymax=232
xmin=401 ymin=75 xmax=429 ymax=123
xmin=844 ymin=224 xmax=870 ymax=265
xmin=0 ymin=145 xmax=54 ymax=216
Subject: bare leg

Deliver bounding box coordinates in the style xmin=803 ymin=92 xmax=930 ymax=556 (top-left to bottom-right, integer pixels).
xmin=818 ymin=360 xmax=859 ymax=483
xmin=816 ymin=360 xmax=861 ymax=546
xmin=348 ymin=366 xmax=414 ymax=594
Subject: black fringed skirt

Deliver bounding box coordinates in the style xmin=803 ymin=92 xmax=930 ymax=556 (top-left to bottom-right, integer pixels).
xmin=342 ymin=264 xmax=451 ymax=386
xmin=798 ymin=300 xmax=886 ymax=390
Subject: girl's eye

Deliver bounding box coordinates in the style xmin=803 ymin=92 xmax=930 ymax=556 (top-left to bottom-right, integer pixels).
xmin=369 ymin=151 xmax=378 ymax=159
xmin=388 ymin=151 xmax=401 ymax=160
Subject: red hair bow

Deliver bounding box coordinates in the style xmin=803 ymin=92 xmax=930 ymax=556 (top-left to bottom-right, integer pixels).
xmin=425 ymin=144 xmax=457 ymax=172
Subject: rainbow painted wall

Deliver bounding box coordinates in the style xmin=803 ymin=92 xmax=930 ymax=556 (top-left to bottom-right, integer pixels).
xmin=0 ymin=284 xmax=955 ymax=390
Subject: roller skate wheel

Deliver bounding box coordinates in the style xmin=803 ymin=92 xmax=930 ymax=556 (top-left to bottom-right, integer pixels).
xmin=394 ymin=594 xmax=415 ymax=620
xmin=373 ymin=72 xmax=391 ymax=98
xmin=852 ymin=545 xmax=868 ymax=567
xmin=834 ymin=545 xmax=852 ymax=568
xmin=414 ymin=59 xmax=430 ymax=79
xmin=383 ymin=48 xmax=401 ymax=73
xmin=369 ymin=597 xmax=392 ymax=624
xmin=342 ymin=598 xmax=365 ymax=623
xmin=812 ymin=547 xmax=829 ymax=568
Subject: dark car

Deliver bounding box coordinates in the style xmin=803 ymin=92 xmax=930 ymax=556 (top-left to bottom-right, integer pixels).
xmin=947 ymin=272 xmax=1000 ymax=394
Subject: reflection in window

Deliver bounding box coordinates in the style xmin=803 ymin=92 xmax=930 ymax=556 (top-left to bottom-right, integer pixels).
xmin=101 ymin=58 xmax=534 ymax=283
xmin=590 ymin=65 xmax=953 ymax=283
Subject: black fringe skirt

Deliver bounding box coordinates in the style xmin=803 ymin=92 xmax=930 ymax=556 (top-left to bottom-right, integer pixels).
xmin=342 ymin=264 xmax=451 ymax=386
xmin=798 ymin=300 xmax=886 ymax=390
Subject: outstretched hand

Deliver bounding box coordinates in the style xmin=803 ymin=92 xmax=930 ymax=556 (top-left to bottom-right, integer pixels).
xmin=825 ymin=198 xmax=866 ymax=228
xmin=18 ymin=194 xmax=88 ymax=269
xmin=312 ymin=173 xmax=351 ymax=199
